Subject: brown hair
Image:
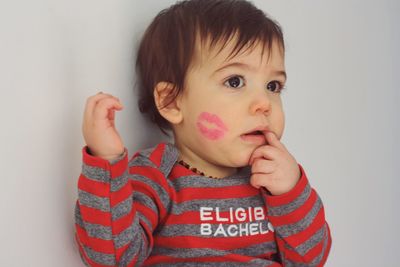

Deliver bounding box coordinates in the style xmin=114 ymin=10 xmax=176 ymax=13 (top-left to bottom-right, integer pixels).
xmin=135 ymin=0 xmax=285 ymax=136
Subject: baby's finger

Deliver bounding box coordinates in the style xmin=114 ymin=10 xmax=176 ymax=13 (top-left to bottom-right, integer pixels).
xmin=108 ymin=108 xmax=115 ymax=121
xmin=249 ymin=145 xmax=279 ymax=165
xmin=88 ymin=92 xmax=118 ymax=110
xmin=251 ymin=158 xmax=275 ymax=174
xmin=264 ymin=131 xmax=288 ymax=152
xmin=250 ymin=173 xmax=272 ymax=189
xmin=93 ymin=97 xmax=123 ymax=121
xmin=84 ymin=93 xmax=121 ymax=122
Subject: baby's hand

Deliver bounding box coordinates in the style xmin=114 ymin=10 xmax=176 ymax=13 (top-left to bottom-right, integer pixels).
xmin=82 ymin=92 xmax=125 ymax=161
xmin=248 ymin=131 xmax=301 ymax=196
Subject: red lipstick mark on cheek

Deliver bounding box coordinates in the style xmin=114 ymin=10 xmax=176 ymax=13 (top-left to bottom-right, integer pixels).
xmin=196 ymin=112 xmax=228 ymax=140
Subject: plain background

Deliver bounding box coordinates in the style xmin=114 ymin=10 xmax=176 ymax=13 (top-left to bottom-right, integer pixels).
xmin=1 ymin=0 xmax=399 ymax=266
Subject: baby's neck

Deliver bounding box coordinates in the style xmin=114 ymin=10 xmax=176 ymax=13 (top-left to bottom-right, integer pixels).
xmin=174 ymin=142 xmax=238 ymax=179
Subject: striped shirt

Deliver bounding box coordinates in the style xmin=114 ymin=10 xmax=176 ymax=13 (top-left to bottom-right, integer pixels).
xmin=74 ymin=142 xmax=332 ymax=266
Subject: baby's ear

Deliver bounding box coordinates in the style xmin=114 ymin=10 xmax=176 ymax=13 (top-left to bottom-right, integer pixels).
xmin=154 ymin=81 xmax=183 ymax=125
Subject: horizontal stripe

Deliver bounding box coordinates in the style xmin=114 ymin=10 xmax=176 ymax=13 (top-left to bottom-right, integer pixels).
xmin=78 ymin=174 xmax=110 ymax=197
xmin=108 ymin=152 xmax=129 ymax=179
xmin=284 ymin=226 xmax=329 ymax=266
xmin=78 ymin=190 xmax=110 ymax=212
xmin=75 ymin=224 xmax=114 ymax=254
xmin=76 ymin=233 xmax=114 ymax=267
xmin=112 ymin=206 xmax=136 ymax=235
xmin=144 ymin=253 xmax=277 ymax=266
xmin=82 ymin=146 xmax=109 ymax=170
xmin=269 ymin=189 xmax=318 ymax=227
xmin=304 ymin=224 xmax=331 ymax=264
xmin=77 ymin=220 xmax=112 ymax=241
xmin=160 ymin=210 xmax=203 ymax=225
xmin=81 ymin=145 xmax=128 ymax=179
xmin=154 ymin=233 xmax=274 ymax=250
xmin=151 ymin=240 xmax=277 ymax=259
xmin=80 ymin=242 xmax=115 ymax=266
xmin=114 ymin=215 xmax=140 ymax=249
xmin=285 ymin=207 xmax=326 ymax=247
xmin=295 ymin=223 xmax=326 ymax=256
xmin=169 ymin=172 xmax=251 ymax=190
xmin=109 ymin=170 xmax=130 ymax=192
xmin=77 ymin=201 xmax=111 ymax=226
xmin=176 ymin=184 xmax=259 ymax=202
xmin=130 ymin=168 xmax=171 ymax=209
xmin=131 ymin=179 xmax=169 ymax=218
xmin=111 ymin=196 xmax=132 ymax=221
xmin=274 ymin=196 xmax=322 ymax=238
xmin=82 ymin=163 xmax=110 ymax=184
xmin=267 ymin=180 xmax=311 ymax=216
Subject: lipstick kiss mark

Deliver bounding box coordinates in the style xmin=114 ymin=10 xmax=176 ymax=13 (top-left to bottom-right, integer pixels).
xmin=196 ymin=112 xmax=228 ymax=140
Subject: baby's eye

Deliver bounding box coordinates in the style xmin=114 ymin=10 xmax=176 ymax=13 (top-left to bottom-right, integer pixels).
xmin=267 ymin=80 xmax=284 ymax=93
xmin=224 ymin=75 xmax=245 ymax=89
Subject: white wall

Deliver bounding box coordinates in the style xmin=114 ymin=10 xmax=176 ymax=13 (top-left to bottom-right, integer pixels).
xmin=0 ymin=0 xmax=398 ymax=266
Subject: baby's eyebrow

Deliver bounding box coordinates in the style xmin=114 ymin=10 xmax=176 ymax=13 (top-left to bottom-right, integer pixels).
xmin=213 ymin=62 xmax=286 ymax=80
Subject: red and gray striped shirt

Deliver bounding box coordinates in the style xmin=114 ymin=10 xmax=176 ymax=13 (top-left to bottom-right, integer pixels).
xmin=75 ymin=142 xmax=331 ymax=266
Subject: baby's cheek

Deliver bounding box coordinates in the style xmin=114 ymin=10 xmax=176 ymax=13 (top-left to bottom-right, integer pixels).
xmin=196 ymin=112 xmax=228 ymax=141
xmin=197 ymin=123 xmax=226 ymax=140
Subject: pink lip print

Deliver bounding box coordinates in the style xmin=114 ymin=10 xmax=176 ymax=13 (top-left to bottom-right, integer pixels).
xmin=196 ymin=112 xmax=228 ymax=140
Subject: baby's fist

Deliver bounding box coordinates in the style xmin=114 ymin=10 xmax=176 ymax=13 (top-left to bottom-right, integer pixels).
xmin=249 ymin=131 xmax=301 ymax=195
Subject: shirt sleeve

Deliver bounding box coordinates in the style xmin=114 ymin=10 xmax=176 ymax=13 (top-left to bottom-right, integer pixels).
xmin=261 ymin=163 xmax=332 ymax=267
xmin=74 ymin=146 xmax=172 ymax=267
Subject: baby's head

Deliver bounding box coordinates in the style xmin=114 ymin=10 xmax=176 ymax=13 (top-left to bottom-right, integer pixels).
xmin=136 ymin=0 xmax=286 ymax=171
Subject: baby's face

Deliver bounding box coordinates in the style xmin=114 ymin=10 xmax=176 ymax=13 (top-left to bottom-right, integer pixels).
xmin=175 ymin=36 xmax=286 ymax=169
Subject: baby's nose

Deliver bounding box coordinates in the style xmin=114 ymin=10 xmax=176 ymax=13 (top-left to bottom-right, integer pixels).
xmin=249 ymin=92 xmax=272 ymax=115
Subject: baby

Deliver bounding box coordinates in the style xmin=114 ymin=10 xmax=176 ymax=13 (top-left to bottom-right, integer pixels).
xmin=75 ymin=0 xmax=332 ymax=266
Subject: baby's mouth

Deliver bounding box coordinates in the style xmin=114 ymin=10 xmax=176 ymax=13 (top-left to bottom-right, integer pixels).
xmin=242 ymin=130 xmax=264 ymax=136
xmin=240 ymin=131 xmax=267 ymax=145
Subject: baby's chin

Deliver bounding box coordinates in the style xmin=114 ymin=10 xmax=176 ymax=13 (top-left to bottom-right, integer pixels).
xmin=227 ymin=153 xmax=254 ymax=167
